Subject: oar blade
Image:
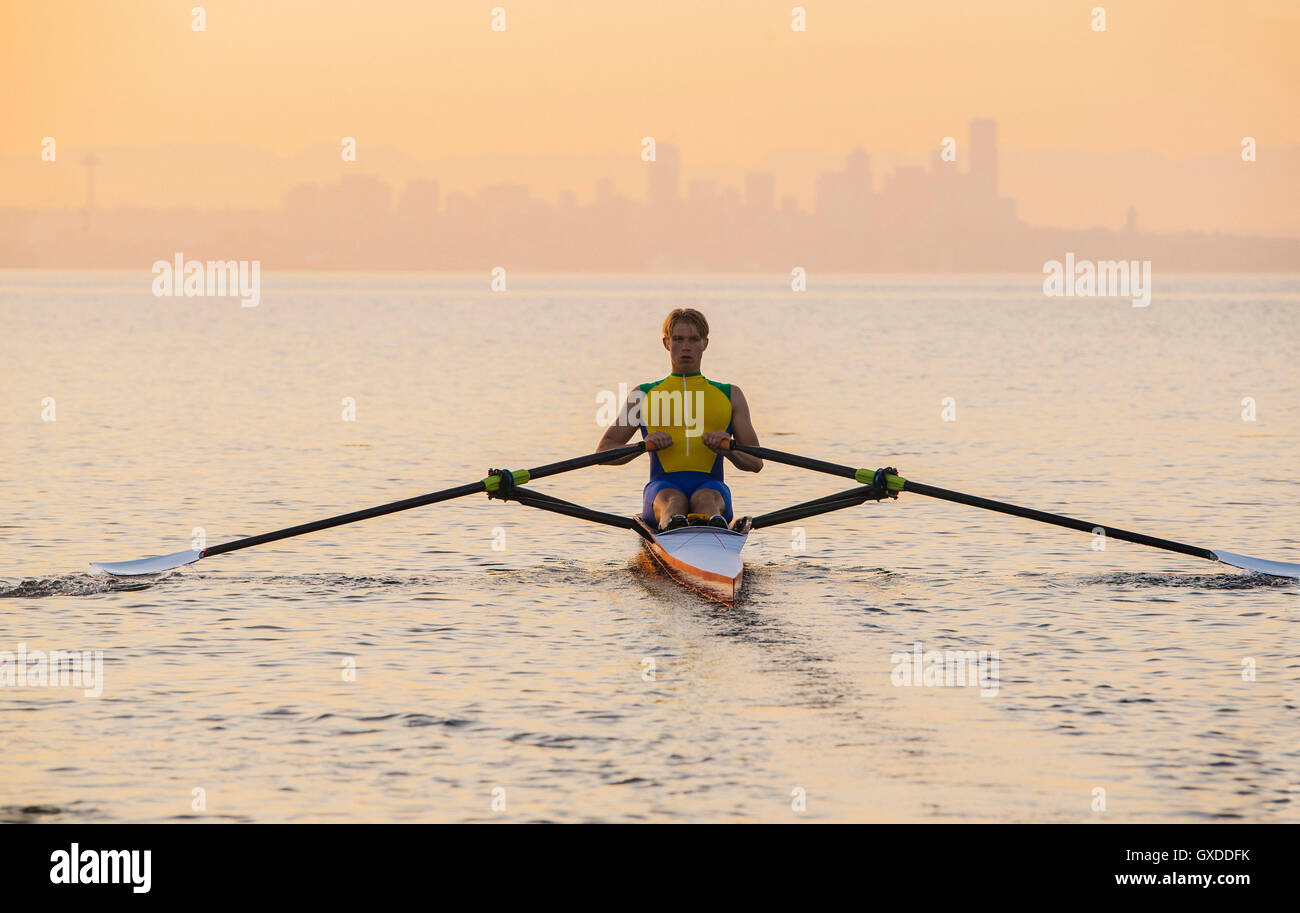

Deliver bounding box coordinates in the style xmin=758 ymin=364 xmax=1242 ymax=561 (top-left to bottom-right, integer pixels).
xmin=1211 ymin=550 xmax=1300 ymax=580
xmin=91 ymin=549 xmax=203 ymax=576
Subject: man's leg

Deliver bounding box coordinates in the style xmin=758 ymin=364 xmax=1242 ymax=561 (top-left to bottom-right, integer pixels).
xmin=690 ymin=481 xmax=733 ymax=524
xmin=652 ymin=487 xmax=688 ymax=527
xmin=688 ymin=488 xmax=725 ymax=517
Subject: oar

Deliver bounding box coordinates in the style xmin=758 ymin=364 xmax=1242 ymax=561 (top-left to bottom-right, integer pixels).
xmin=90 ymin=443 xmax=649 ymax=576
xmin=726 ymin=442 xmax=1300 ymax=579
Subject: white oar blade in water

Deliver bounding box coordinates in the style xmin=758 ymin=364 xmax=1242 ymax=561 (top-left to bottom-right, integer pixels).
xmin=1212 ymin=550 xmax=1300 ymax=579
xmin=91 ymin=549 xmax=203 ymax=576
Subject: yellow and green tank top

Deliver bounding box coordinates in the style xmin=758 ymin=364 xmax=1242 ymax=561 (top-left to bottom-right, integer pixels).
xmin=637 ymin=373 xmax=733 ymax=480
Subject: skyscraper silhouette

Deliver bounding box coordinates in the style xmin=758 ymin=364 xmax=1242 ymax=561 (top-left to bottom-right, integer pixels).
xmin=970 ymin=119 xmax=997 ymax=199
xmin=744 ymin=172 xmax=775 ymax=213
xmin=648 ymin=142 xmax=680 ymax=211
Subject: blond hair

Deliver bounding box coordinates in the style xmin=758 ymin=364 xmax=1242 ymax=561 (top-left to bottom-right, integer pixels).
xmin=662 ymin=308 xmax=709 ymax=339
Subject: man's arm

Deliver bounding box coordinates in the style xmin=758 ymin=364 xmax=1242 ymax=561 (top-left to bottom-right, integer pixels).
xmin=596 ymin=390 xmax=647 ymax=465
xmin=723 ymin=385 xmax=763 ymax=472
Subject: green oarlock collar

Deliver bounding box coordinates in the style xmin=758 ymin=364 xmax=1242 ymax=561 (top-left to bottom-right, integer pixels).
xmin=483 ymin=469 xmax=531 ymax=491
xmin=854 ymin=468 xmax=905 ymax=491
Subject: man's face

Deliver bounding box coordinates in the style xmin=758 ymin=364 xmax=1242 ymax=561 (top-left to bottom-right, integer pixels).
xmin=663 ymin=322 xmax=707 ymax=372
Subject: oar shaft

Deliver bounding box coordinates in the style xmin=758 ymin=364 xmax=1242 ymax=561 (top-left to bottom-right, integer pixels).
xmin=751 ymin=486 xmax=878 ymax=529
xmin=203 ymin=480 xmax=486 ymax=557
xmin=525 ymin=443 xmax=646 ymax=480
xmin=204 ymin=443 xmax=646 ymax=558
xmin=900 ymin=480 xmax=1215 ymax=561
xmin=732 ymin=442 xmax=1215 ymax=562
xmin=728 ymin=442 xmax=866 ymax=483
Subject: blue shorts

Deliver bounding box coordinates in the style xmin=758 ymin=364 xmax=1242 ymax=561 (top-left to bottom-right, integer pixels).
xmin=642 ymin=472 xmax=733 ymax=523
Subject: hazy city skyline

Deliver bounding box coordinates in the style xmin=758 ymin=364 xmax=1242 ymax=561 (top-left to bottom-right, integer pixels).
xmin=3 ymin=119 xmax=1295 ymax=272
xmin=6 ymin=132 xmax=1298 ymax=236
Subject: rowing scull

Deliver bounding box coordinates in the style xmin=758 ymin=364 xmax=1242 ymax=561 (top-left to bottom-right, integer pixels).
xmin=634 ymin=516 xmax=749 ymax=605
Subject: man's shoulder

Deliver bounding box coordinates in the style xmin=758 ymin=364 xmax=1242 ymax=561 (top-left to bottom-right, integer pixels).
xmin=637 ymin=376 xmax=739 ymax=398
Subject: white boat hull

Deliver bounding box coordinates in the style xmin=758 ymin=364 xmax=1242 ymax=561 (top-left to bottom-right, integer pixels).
xmin=637 ymin=519 xmax=747 ymax=604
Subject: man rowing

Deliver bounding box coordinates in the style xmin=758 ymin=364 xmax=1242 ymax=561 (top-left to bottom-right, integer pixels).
xmin=597 ymin=308 xmax=763 ymax=530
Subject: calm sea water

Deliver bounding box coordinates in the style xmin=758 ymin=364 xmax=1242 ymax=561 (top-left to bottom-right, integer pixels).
xmin=1 ymin=271 xmax=1296 ymax=822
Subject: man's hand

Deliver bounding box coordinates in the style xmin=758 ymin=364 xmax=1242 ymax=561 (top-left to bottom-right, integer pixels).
xmin=702 ymin=431 xmax=731 ymax=452
xmin=646 ymin=431 xmax=674 ymax=451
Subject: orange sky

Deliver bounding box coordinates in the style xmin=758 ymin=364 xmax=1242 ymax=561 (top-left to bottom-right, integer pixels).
xmin=3 ymin=0 xmax=1298 ymax=232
